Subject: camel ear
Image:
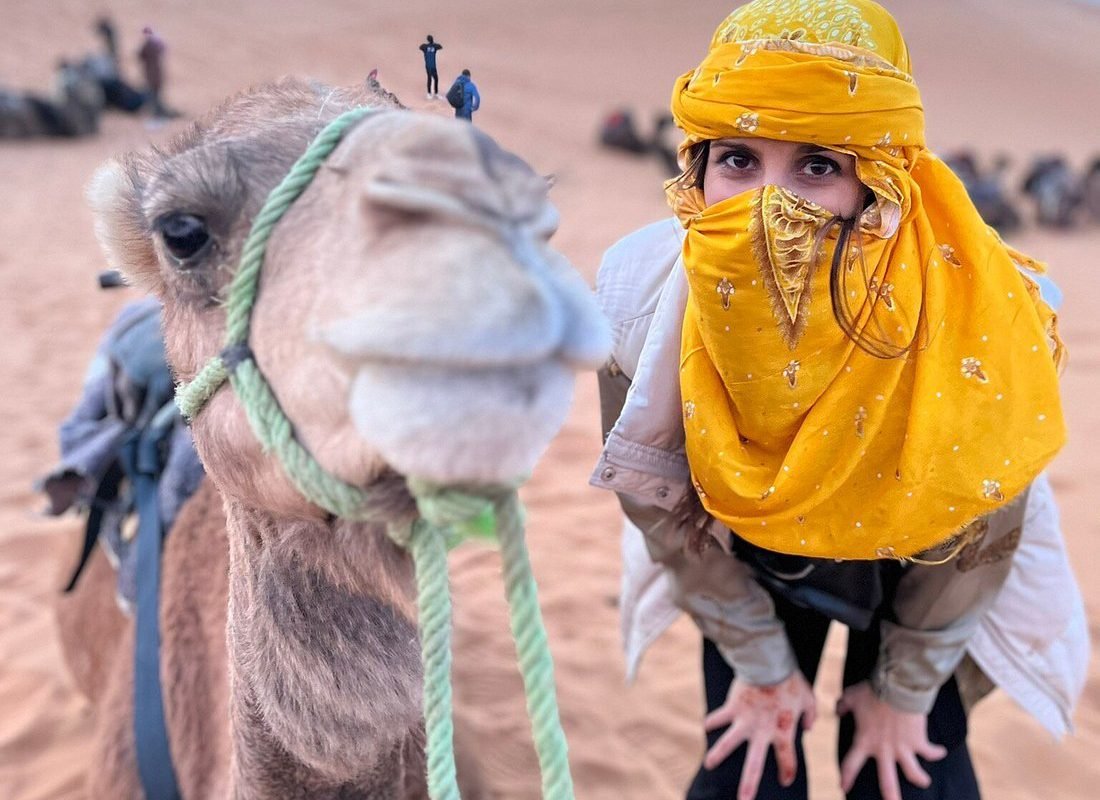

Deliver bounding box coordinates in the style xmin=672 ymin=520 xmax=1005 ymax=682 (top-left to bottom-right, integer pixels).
xmin=86 ymin=157 xmax=162 ymax=293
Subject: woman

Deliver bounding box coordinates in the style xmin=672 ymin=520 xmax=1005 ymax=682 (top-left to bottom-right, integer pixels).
xmin=591 ymin=2 xmax=1084 ymax=799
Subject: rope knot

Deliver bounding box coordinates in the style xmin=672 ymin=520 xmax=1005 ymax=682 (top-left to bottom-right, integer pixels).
xmin=403 ymin=478 xmax=519 ymax=549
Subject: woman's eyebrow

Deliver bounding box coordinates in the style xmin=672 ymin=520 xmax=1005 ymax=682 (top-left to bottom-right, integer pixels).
xmin=711 ymin=138 xmax=754 ymax=149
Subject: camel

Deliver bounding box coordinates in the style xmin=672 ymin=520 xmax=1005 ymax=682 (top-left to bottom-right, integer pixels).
xmin=1082 ymin=157 xmax=1100 ymax=225
xmin=1021 ymin=155 xmax=1081 ymax=228
xmin=942 ymin=150 xmax=1021 ymax=234
xmin=0 ymin=62 xmax=103 ymax=138
xmin=597 ymin=109 xmax=681 ymax=177
xmin=55 ymin=76 xmax=609 ymax=798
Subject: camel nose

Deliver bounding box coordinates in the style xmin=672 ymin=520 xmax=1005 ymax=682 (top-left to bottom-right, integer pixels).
xmin=326 ymin=113 xmax=610 ymax=370
xmin=501 ymin=224 xmax=611 ymax=371
xmin=466 ymin=127 xmax=611 ymax=368
xmin=428 ymin=126 xmax=611 ymax=369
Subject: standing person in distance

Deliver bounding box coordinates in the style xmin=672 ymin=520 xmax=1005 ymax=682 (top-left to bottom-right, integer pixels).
xmin=137 ymin=26 xmax=176 ymax=119
xmin=419 ymin=34 xmax=443 ymax=100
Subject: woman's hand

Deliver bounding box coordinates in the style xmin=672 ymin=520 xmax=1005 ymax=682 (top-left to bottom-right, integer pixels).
xmin=703 ymin=670 xmax=817 ymax=800
xmin=837 ymin=681 xmax=948 ymax=800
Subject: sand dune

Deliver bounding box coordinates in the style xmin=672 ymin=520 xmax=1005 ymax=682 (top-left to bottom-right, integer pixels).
xmin=0 ymin=0 xmax=1095 ymax=796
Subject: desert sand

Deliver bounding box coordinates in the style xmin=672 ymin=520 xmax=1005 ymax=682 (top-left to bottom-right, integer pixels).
xmin=0 ymin=0 xmax=1096 ymax=797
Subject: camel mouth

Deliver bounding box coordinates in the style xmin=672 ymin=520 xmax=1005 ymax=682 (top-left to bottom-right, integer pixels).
xmin=319 ymin=317 xmax=569 ymax=372
xmin=345 ymin=358 xmax=576 ymax=486
xmin=319 ymin=298 xmax=607 ymax=375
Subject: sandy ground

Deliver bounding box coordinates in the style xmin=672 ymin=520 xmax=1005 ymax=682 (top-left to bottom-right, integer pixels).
xmin=0 ymin=0 xmax=1096 ymax=797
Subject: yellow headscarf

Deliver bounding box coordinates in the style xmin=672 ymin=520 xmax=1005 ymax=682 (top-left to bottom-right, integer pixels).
xmin=670 ymin=0 xmax=1066 ymax=560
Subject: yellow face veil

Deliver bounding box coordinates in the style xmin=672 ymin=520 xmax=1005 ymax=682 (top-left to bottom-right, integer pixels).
xmin=670 ymin=0 xmax=1066 ymax=560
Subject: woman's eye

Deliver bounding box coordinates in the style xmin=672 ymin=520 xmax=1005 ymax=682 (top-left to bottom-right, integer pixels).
xmin=801 ymin=157 xmax=840 ymax=178
xmin=156 ymin=213 xmax=211 ymax=264
xmin=719 ymin=150 xmax=756 ymax=170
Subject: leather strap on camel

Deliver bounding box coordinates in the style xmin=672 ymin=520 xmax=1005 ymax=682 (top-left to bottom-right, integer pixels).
xmin=176 ymin=108 xmax=575 ymax=800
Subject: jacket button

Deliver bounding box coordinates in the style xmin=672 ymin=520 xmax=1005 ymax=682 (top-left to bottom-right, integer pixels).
xmin=656 ymin=486 xmax=670 ymax=499
xmin=601 ymin=467 xmax=616 ymax=481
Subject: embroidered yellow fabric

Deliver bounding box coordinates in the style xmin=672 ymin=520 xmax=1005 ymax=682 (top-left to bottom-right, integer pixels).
xmin=671 ymin=0 xmax=1066 ymax=560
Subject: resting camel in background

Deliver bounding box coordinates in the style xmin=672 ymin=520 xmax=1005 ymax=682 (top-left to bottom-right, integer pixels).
xmin=0 ymin=62 xmax=104 ymax=138
xmin=1021 ymin=156 xmax=1081 ymax=228
xmin=55 ymin=77 xmax=608 ymax=799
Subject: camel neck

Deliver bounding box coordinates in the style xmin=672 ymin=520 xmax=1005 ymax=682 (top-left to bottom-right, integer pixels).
xmin=223 ymin=500 xmax=424 ymax=797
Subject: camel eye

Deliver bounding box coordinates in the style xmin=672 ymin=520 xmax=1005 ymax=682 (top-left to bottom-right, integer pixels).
xmin=156 ymin=213 xmax=211 ymax=263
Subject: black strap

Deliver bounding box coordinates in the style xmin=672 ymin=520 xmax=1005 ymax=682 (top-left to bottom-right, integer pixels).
xmin=730 ymin=535 xmax=884 ymax=632
xmin=122 ymin=430 xmax=182 ymax=800
xmin=63 ymin=461 xmax=125 ymax=593
xmin=219 ymin=342 xmax=254 ymax=371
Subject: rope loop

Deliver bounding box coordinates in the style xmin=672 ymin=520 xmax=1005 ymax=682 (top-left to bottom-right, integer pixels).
xmin=397 ymin=481 xmax=574 ymax=799
xmin=175 ymin=357 xmax=229 ymax=421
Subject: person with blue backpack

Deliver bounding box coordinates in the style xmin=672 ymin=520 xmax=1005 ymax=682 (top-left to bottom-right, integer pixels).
xmin=446 ymin=68 xmax=480 ymax=122
xmin=419 ymin=34 xmax=442 ymax=100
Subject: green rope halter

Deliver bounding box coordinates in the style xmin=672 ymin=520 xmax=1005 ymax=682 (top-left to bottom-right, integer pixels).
xmin=175 ymin=107 xmax=574 ymax=798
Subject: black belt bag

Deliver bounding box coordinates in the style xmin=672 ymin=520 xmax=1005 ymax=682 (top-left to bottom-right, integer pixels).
xmin=731 ymin=536 xmax=886 ymax=631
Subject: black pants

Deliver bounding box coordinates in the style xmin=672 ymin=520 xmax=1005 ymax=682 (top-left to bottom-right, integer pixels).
xmin=686 ymin=592 xmax=979 ymax=800
xmin=425 ymin=67 xmax=438 ymax=94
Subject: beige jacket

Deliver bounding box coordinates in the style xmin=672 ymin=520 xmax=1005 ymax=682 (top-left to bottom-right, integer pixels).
xmin=591 ymin=219 xmax=1087 ymax=732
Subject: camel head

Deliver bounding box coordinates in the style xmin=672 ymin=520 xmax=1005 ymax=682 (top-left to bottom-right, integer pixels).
xmin=88 ymin=79 xmax=610 ymax=520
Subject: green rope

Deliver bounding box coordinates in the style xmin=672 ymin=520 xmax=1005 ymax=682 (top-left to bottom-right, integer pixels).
xmin=409 ymin=520 xmax=459 ymax=800
xmin=175 ymin=356 xmax=229 ymax=421
xmin=174 ymin=108 xmax=575 ymax=798
xmin=224 ymin=107 xmax=375 ymax=345
xmin=407 ymin=482 xmax=573 ymax=799
xmin=234 ymin=358 xmax=389 ymax=517
xmin=176 ymin=106 xmax=383 ymax=522
xmin=498 ymin=497 xmax=574 ymax=799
